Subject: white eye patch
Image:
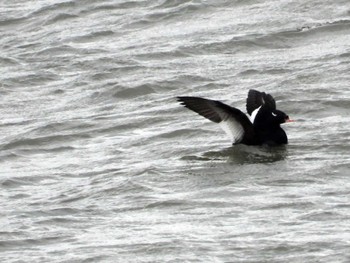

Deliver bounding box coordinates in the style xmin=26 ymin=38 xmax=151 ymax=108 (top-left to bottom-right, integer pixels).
xmin=272 ymin=112 xmax=277 ymax=117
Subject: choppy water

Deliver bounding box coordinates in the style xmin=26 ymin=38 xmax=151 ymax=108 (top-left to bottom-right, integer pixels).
xmin=1 ymin=0 xmax=350 ymax=262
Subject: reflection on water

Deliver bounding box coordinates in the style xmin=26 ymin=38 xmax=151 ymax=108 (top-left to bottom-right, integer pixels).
xmin=188 ymin=145 xmax=288 ymax=164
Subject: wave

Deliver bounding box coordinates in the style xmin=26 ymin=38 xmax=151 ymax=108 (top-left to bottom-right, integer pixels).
xmin=30 ymin=1 xmax=76 ymax=17
xmin=1 ymin=133 xmax=89 ymax=151
xmin=43 ymin=13 xmax=79 ymax=25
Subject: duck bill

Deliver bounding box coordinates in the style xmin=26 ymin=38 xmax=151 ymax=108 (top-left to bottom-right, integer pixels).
xmin=285 ymin=118 xmax=295 ymax=123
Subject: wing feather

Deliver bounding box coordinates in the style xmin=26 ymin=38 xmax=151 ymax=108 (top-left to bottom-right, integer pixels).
xmin=177 ymin=96 xmax=256 ymax=144
xmin=246 ymin=89 xmax=276 ymax=115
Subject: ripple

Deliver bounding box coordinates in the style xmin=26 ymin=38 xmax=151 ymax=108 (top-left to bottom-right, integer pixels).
xmin=72 ymin=30 xmax=116 ymax=43
xmin=44 ymin=13 xmax=79 ymax=25
xmin=154 ymin=0 xmax=193 ymax=9
xmin=0 ymin=236 xmax=64 ymax=249
xmin=113 ymin=84 xmax=155 ymax=98
xmin=1 ymin=134 xmax=90 ymax=151
xmin=30 ymin=1 xmax=76 ymax=17
xmin=36 ymin=44 xmax=81 ymax=56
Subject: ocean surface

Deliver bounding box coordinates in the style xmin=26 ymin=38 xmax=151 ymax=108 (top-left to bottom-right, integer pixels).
xmin=1 ymin=0 xmax=350 ymax=262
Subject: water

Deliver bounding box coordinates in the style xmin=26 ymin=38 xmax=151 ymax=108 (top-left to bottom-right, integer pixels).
xmin=1 ymin=0 xmax=350 ymax=262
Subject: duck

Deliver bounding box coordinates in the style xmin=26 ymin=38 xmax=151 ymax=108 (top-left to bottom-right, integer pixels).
xmin=177 ymin=89 xmax=293 ymax=146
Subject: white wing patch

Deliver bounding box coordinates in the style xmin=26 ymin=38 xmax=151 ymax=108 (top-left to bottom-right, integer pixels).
xmin=250 ymin=106 xmax=261 ymax=123
xmin=219 ymin=118 xmax=245 ymax=143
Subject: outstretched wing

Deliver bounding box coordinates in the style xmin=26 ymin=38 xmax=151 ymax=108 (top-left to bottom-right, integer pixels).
xmin=246 ymin=89 xmax=276 ymax=116
xmin=177 ymin=96 xmax=256 ymax=144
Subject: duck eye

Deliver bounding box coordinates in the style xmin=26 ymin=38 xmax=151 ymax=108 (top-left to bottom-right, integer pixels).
xmin=272 ymin=112 xmax=277 ymax=117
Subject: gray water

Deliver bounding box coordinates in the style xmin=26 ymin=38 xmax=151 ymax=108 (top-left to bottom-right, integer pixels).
xmin=1 ymin=0 xmax=350 ymax=262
